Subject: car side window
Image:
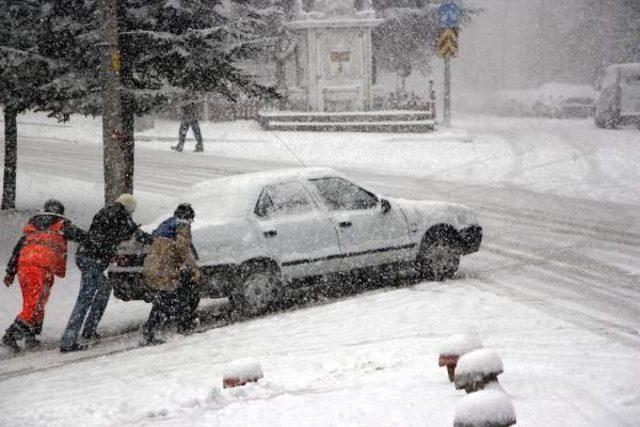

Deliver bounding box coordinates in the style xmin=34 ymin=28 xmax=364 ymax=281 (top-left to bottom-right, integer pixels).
xmin=255 ymin=181 xmax=314 ymax=218
xmin=310 ymin=177 xmax=378 ymax=211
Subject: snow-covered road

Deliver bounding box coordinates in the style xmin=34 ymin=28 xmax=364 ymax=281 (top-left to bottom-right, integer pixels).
xmin=0 ymin=114 xmax=638 ymax=425
xmin=12 ymin=119 xmax=640 ymax=349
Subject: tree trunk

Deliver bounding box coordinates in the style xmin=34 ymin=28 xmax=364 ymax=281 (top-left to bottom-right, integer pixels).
xmin=121 ymin=103 xmax=135 ymax=194
xmin=120 ymin=68 xmax=135 ymax=195
xmin=1 ymin=107 xmax=18 ymax=210
xmin=100 ymin=0 xmax=126 ymax=205
xmin=119 ymin=15 xmax=135 ymax=195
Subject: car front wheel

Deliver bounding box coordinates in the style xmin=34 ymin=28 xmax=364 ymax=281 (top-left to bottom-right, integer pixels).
xmin=415 ymin=229 xmax=461 ymax=281
xmin=230 ymin=264 xmax=280 ymax=317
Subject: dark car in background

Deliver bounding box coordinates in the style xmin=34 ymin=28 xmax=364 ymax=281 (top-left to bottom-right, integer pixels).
xmin=554 ymin=97 xmax=595 ymax=119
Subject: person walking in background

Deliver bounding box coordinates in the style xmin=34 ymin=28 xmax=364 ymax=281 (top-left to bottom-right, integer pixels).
xmin=2 ymin=200 xmax=86 ymax=353
xmin=60 ymin=194 xmax=152 ymax=353
xmin=141 ymin=203 xmax=203 ymax=346
xmin=172 ymin=102 xmax=204 ymax=153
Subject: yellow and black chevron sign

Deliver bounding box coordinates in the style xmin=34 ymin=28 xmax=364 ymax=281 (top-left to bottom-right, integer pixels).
xmin=436 ymin=28 xmax=459 ymax=58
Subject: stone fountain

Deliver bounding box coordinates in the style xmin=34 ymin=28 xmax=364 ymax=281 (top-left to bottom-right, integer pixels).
xmin=286 ymin=0 xmax=381 ymax=112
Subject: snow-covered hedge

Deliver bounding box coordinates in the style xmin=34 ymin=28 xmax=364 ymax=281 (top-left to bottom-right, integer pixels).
xmin=454 ymin=389 xmax=516 ymax=427
xmin=439 ymin=333 xmax=484 ymax=357
xmin=454 ymin=349 xmax=504 ymax=392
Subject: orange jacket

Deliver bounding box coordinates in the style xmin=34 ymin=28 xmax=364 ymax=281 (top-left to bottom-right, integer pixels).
xmin=18 ymin=219 xmax=68 ymax=277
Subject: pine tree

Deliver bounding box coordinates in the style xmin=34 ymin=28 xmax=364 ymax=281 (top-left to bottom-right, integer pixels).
xmin=116 ymin=0 xmax=278 ymax=189
xmin=227 ymin=0 xmax=296 ymax=104
xmin=0 ymin=0 xmax=70 ymax=209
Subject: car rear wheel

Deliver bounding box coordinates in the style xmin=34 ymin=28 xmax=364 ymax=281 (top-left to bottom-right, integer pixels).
xmin=415 ymin=229 xmax=461 ymax=281
xmin=230 ymin=264 xmax=280 ymax=317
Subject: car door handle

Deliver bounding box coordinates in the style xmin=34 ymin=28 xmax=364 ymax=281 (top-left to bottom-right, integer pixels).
xmin=263 ymin=230 xmax=277 ymax=238
xmin=338 ymin=221 xmax=352 ymax=228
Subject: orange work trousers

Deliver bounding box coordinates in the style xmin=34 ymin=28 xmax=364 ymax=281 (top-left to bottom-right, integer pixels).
xmin=16 ymin=266 xmax=54 ymax=330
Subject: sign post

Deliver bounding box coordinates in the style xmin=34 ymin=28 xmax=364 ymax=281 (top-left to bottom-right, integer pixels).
xmin=436 ymin=1 xmax=460 ymax=128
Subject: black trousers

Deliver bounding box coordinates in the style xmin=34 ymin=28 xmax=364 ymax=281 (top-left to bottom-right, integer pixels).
xmin=177 ymin=120 xmax=203 ymax=150
xmin=144 ymin=282 xmax=199 ymax=338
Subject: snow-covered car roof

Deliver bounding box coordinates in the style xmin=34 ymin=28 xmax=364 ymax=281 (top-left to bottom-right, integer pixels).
xmin=175 ymin=167 xmax=344 ymax=228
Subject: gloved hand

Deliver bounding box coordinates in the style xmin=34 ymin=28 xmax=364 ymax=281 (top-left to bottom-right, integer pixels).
xmin=4 ymin=275 xmax=14 ymax=287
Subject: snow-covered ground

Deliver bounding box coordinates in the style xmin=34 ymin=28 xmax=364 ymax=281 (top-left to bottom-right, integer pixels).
xmin=13 ymin=112 xmax=640 ymax=205
xmin=0 ymin=112 xmax=638 ymax=425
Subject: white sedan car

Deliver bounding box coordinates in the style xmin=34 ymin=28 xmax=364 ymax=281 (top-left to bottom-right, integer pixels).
xmin=109 ymin=168 xmax=482 ymax=315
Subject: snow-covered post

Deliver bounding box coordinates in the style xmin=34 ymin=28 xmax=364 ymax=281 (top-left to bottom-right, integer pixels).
xmin=454 ymin=349 xmax=504 ymax=394
xmin=454 ymin=389 xmax=516 ymax=427
xmin=439 ymin=334 xmax=483 ymax=382
xmin=223 ymin=359 xmax=264 ymax=389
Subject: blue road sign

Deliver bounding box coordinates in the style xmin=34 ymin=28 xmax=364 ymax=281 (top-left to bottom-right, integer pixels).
xmin=438 ymin=2 xmax=460 ymax=28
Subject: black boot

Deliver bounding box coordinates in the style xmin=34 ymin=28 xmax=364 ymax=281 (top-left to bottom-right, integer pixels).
xmin=81 ymin=331 xmax=102 ymax=341
xmin=2 ymin=320 xmax=31 ymax=353
xmin=60 ymin=343 xmax=87 ymax=353
xmin=1 ymin=332 xmax=21 ymax=353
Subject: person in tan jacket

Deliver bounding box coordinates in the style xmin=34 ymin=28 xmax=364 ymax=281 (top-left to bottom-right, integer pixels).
xmin=141 ymin=203 xmax=203 ymax=345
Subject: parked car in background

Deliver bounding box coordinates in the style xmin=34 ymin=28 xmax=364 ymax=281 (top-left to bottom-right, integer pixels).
xmin=594 ymin=63 xmax=640 ymax=128
xmin=109 ymin=168 xmax=483 ymax=316
xmin=553 ymin=97 xmax=595 ymax=119
xmin=480 ymin=83 xmax=595 ymax=119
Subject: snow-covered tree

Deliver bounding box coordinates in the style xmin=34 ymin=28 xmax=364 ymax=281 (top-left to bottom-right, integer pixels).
xmin=373 ymin=1 xmax=479 ymax=89
xmin=113 ymin=0 xmax=278 ymax=190
xmin=228 ymin=0 xmax=297 ymax=104
xmin=374 ymin=4 xmax=437 ymax=88
xmin=1 ymin=0 xmax=278 ymax=204
xmin=0 ymin=0 xmax=73 ymax=209
xmin=515 ymin=0 xmax=640 ymax=86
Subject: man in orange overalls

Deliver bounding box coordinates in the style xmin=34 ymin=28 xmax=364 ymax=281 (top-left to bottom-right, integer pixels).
xmin=2 ymin=200 xmax=85 ymax=353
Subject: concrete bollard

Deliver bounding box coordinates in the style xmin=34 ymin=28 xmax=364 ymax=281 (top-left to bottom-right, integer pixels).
xmin=222 ymin=358 xmax=264 ymax=389
xmin=453 ymin=389 xmax=516 ymax=427
xmin=454 ymin=349 xmax=504 ymax=394
xmin=439 ymin=333 xmax=483 ymax=382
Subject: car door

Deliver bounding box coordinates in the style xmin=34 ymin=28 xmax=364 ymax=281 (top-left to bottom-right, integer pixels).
xmin=255 ymin=180 xmax=341 ymax=278
xmin=308 ymin=176 xmax=412 ymax=271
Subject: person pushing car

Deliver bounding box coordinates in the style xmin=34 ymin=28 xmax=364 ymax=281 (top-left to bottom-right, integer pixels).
xmin=60 ymin=194 xmax=152 ymax=352
xmin=141 ymin=203 xmax=203 ymax=346
xmin=2 ymin=200 xmax=86 ymax=353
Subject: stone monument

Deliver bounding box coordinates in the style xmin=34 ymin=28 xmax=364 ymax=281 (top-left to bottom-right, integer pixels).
xmin=286 ymin=0 xmax=382 ymax=112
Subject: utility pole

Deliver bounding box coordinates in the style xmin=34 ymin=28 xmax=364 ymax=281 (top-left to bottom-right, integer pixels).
xmin=99 ymin=0 xmax=126 ymax=205
xmin=443 ymin=56 xmax=451 ymax=127
xmin=436 ymin=1 xmax=459 ymax=129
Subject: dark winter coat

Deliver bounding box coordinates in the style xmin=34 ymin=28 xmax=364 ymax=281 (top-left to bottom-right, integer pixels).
xmin=5 ymin=214 xmax=86 ymax=278
xmin=77 ymin=203 xmax=152 ymax=265
xmin=181 ymin=102 xmax=202 ymax=121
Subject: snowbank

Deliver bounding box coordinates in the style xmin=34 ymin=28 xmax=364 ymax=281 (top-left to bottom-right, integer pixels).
xmin=455 ymin=349 xmax=504 ymax=380
xmin=439 ymin=333 xmax=483 ymax=357
xmin=454 ymin=389 xmax=516 ymax=427
xmin=223 ymin=358 xmax=264 ymax=384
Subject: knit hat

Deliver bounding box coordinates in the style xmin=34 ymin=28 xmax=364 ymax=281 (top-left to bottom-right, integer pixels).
xmin=43 ymin=199 xmax=65 ymax=215
xmin=115 ymin=193 xmax=136 ymax=214
xmin=174 ymin=203 xmax=195 ymax=220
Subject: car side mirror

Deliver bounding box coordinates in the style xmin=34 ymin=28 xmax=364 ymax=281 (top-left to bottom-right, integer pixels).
xmin=381 ymin=198 xmax=391 ymax=214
